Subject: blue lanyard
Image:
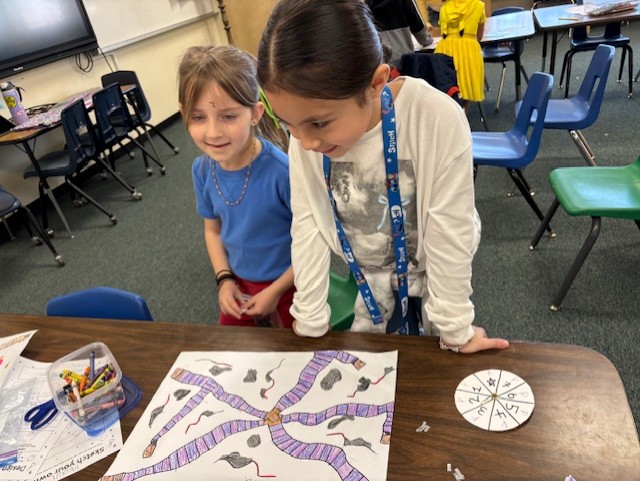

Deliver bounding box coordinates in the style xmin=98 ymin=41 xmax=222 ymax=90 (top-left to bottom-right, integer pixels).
xmin=323 ymin=85 xmax=409 ymax=335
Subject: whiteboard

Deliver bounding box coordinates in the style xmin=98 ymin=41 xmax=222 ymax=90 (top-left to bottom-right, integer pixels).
xmin=82 ymin=0 xmax=216 ymax=52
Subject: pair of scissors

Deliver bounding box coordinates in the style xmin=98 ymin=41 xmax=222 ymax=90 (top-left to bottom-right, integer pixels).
xmin=24 ymin=399 xmax=58 ymax=430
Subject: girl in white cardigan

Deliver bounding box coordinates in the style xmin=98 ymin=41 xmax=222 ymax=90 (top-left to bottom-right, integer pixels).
xmin=257 ymin=0 xmax=508 ymax=354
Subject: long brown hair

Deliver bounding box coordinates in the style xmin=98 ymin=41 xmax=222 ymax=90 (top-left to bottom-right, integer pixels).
xmin=178 ymin=45 xmax=288 ymax=151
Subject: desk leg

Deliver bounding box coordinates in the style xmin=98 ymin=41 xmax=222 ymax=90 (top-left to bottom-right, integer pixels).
xmin=541 ymin=32 xmax=548 ymax=71
xmin=549 ymin=30 xmax=558 ymax=77
xmin=515 ymin=51 xmax=522 ymax=101
xmin=20 ymin=141 xmax=74 ymax=239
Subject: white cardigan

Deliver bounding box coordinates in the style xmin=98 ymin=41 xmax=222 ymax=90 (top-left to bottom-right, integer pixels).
xmin=288 ymin=76 xmax=480 ymax=346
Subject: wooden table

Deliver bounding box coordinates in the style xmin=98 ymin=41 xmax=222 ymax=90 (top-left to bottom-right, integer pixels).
xmin=533 ymin=3 xmax=640 ymax=76
xmin=2 ymin=313 xmax=639 ymax=480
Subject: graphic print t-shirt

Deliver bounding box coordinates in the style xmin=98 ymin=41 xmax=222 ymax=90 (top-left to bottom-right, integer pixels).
xmin=329 ymin=125 xmax=419 ymax=272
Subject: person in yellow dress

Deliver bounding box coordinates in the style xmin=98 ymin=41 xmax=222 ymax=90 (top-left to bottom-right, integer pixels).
xmin=434 ymin=0 xmax=485 ymax=103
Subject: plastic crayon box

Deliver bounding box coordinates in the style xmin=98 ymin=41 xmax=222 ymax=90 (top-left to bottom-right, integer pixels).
xmin=47 ymin=342 xmax=125 ymax=434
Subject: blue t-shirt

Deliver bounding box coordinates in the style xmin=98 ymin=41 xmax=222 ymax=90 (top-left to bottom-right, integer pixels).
xmin=192 ymin=138 xmax=292 ymax=282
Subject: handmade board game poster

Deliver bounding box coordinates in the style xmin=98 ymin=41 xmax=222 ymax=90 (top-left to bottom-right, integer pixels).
xmin=101 ymin=350 xmax=398 ymax=481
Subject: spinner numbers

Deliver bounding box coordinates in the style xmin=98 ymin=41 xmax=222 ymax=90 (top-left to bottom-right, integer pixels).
xmin=454 ymin=369 xmax=535 ymax=432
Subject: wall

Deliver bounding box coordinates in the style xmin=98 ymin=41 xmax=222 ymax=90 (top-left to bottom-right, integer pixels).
xmin=0 ymin=13 xmax=226 ymax=204
xmin=224 ymin=0 xmax=279 ymax=55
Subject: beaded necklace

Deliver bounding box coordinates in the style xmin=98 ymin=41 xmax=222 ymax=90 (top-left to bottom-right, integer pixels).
xmin=211 ymin=139 xmax=257 ymax=206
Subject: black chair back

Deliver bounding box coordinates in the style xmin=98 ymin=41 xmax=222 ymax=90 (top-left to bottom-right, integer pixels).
xmin=61 ymin=99 xmax=99 ymax=169
xmin=92 ymin=83 xmax=135 ymax=149
xmin=101 ymin=70 xmax=152 ymax=123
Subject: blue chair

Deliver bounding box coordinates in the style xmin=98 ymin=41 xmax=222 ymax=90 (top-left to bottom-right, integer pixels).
xmin=0 ymin=185 xmax=64 ymax=266
xmin=93 ymin=83 xmax=165 ymax=176
xmin=23 ymin=99 xmax=120 ymax=238
xmin=558 ymin=12 xmax=633 ymax=98
xmin=482 ymin=7 xmax=530 ymax=112
xmin=46 ymin=286 xmax=153 ymax=320
xmin=516 ymin=45 xmax=615 ymax=167
xmin=473 ymin=72 xmax=554 ymax=233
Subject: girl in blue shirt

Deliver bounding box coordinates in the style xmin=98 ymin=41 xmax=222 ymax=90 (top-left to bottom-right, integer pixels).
xmin=178 ymin=45 xmax=294 ymax=328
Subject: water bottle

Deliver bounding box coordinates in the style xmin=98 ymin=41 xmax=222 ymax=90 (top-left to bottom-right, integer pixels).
xmin=1 ymin=81 xmax=29 ymax=125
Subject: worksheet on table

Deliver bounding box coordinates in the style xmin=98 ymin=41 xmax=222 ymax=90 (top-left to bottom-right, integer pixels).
xmin=0 ymin=357 xmax=122 ymax=481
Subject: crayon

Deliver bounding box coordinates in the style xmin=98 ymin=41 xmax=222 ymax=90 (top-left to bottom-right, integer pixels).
xmin=79 ymin=366 xmax=90 ymax=391
xmin=61 ymin=369 xmax=83 ymax=383
xmin=89 ymin=350 xmax=95 ymax=379
xmin=72 ymin=382 xmax=85 ymax=419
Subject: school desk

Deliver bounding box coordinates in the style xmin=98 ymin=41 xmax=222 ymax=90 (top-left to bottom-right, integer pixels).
xmin=481 ymin=9 xmax=536 ymax=101
xmin=412 ymin=10 xmax=534 ymax=99
xmin=533 ymin=2 xmax=640 ymax=76
xmin=2 ymin=312 xmax=639 ymax=480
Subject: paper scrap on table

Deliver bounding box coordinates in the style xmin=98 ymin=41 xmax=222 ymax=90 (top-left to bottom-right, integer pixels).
xmin=102 ymin=350 xmax=398 ymax=481
xmin=0 ymin=357 xmax=122 ymax=481
xmin=0 ymin=331 xmax=37 ymax=390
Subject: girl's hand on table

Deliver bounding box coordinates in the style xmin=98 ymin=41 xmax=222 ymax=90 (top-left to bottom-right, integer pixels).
xmin=458 ymin=326 xmax=509 ymax=353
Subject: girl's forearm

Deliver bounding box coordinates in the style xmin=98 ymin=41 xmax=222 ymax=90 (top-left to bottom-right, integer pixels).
xmin=269 ymin=266 xmax=294 ymax=297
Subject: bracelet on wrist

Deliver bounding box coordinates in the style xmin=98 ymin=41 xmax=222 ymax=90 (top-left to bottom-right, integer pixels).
xmin=216 ymin=273 xmax=235 ymax=286
xmin=215 ymin=269 xmax=232 ymax=280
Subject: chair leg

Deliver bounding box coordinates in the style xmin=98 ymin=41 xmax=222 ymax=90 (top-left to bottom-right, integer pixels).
xmin=146 ymin=123 xmax=180 ymax=154
xmin=508 ymin=168 xmax=555 ymax=236
xmin=1 ymin=215 xmax=14 ymax=239
xmin=66 ymin=180 xmax=117 ymax=225
xmin=127 ymin=135 xmax=165 ymax=175
xmin=635 ymin=67 xmax=640 ymax=82
xmin=618 ymin=45 xmax=626 ymax=84
xmin=530 ymin=198 xmax=560 ymax=250
xmin=569 ymin=130 xmax=597 ymax=166
xmin=97 ymin=154 xmax=143 ymax=200
xmin=22 ymin=207 xmax=64 ymax=266
xmin=550 ymin=216 xmax=601 ymax=311
xmin=136 ymin=126 xmax=166 ymax=174
xmin=476 ymin=102 xmax=489 ymax=131
xmin=495 ymin=63 xmax=507 ymax=112
xmin=121 ymin=141 xmax=136 ymax=159
xmin=484 ymin=76 xmax=491 ymax=92
xmin=626 ymin=46 xmax=633 ymax=98
xmin=564 ymin=50 xmax=577 ymax=99
xmin=42 ymin=181 xmax=74 ymax=238
xmin=559 ymin=50 xmax=571 ymax=89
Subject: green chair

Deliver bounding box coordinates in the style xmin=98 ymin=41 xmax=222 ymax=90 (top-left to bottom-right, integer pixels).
xmin=328 ymin=271 xmax=358 ymax=331
xmin=530 ymin=156 xmax=640 ymax=310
